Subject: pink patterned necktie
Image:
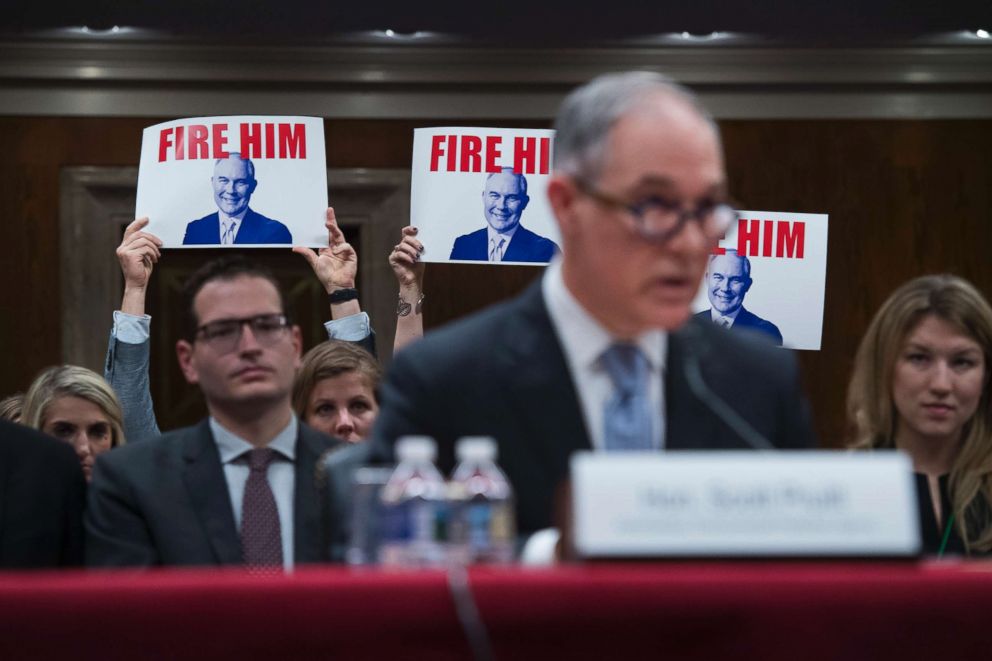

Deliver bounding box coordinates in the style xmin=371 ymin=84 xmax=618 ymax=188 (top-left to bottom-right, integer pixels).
xmin=240 ymin=448 xmax=283 ymax=569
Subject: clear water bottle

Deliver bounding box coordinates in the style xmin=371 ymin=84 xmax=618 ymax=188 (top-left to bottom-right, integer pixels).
xmin=378 ymin=436 xmax=448 ymax=568
xmin=448 ymin=436 xmax=516 ymax=565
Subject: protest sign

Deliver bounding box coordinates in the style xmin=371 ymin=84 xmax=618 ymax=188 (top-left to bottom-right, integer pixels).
xmin=692 ymin=211 xmax=829 ymax=350
xmin=410 ymin=127 xmax=561 ymax=265
xmin=136 ymin=116 xmax=327 ymax=248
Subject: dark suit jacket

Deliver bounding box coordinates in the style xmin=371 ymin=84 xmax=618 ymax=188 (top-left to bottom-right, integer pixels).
xmin=915 ymin=473 xmax=991 ymax=557
xmin=694 ymin=307 xmax=783 ymax=346
xmin=85 ymin=419 xmax=341 ymax=567
xmin=182 ymin=208 xmax=292 ymax=245
xmin=449 ymin=226 xmax=560 ymax=263
xmin=0 ymin=420 xmax=86 ymax=568
xmin=372 ymin=281 xmax=816 ymax=535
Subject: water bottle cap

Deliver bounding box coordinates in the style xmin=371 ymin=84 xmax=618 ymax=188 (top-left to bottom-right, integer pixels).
xmin=455 ymin=436 xmax=498 ymax=462
xmin=395 ymin=435 xmax=437 ymax=462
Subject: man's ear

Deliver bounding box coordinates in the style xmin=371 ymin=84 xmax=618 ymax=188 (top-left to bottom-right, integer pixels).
xmin=742 ymin=277 xmax=753 ymax=294
xmin=519 ymin=194 xmax=530 ymax=213
xmin=249 ymin=179 xmax=258 ymax=195
xmin=546 ymin=175 xmax=579 ymax=237
xmin=176 ymin=339 xmax=199 ymax=385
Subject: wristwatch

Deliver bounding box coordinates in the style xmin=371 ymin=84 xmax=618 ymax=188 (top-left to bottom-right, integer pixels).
xmin=328 ymin=287 xmax=359 ymax=304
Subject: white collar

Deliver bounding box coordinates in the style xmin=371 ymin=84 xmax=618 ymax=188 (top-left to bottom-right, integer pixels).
xmin=542 ymin=257 xmax=666 ymax=374
xmin=486 ymin=222 xmax=520 ymax=246
xmin=219 ymin=208 xmax=249 ymax=226
xmin=710 ymin=305 xmax=742 ymax=324
xmin=211 ymin=415 xmax=298 ymax=464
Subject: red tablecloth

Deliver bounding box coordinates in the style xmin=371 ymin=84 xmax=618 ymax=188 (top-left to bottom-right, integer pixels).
xmin=1 ymin=562 xmax=990 ymax=660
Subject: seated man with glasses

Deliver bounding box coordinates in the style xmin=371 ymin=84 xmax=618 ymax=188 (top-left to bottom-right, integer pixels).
xmin=87 ymin=256 xmax=342 ymax=569
xmin=371 ymin=71 xmax=816 ymax=550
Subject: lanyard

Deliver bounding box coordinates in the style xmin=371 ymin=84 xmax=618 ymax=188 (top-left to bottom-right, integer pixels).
xmin=937 ymin=514 xmax=956 ymax=559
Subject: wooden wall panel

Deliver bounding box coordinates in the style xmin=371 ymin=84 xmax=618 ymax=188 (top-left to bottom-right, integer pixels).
xmin=0 ymin=117 xmax=154 ymax=401
xmin=1 ymin=117 xmax=990 ymax=448
xmin=721 ymin=121 xmax=992 ymax=445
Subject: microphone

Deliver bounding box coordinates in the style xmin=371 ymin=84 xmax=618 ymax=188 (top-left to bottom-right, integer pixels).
xmin=679 ymin=322 xmax=776 ymax=451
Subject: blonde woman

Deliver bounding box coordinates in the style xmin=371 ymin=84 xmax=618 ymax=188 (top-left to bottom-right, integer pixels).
xmin=22 ymin=366 xmax=126 ymax=481
xmin=293 ymin=340 xmax=382 ymax=443
xmin=847 ymin=274 xmax=992 ymax=556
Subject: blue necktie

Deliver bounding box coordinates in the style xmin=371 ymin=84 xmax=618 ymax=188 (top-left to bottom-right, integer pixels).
xmin=222 ymin=219 xmax=236 ymax=245
xmin=601 ymin=343 xmax=654 ymax=451
xmin=489 ymin=237 xmax=505 ymax=262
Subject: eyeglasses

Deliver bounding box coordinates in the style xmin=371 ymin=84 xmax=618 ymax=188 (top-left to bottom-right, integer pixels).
xmin=194 ymin=314 xmax=290 ymax=354
xmin=573 ymin=177 xmax=738 ymax=243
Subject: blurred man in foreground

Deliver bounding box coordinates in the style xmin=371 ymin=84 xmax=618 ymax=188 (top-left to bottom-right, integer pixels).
xmin=373 ymin=72 xmax=815 ymax=540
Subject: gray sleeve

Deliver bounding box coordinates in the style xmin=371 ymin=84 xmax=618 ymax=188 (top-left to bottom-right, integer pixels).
xmin=104 ymin=330 xmax=161 ymax=442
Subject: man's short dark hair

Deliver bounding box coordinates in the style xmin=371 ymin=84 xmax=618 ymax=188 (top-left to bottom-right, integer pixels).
xmin=182 ymin=255 xmax=286 ymax=340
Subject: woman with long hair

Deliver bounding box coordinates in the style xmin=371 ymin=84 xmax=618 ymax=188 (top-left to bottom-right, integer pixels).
xmin=847 ymin=274 xmax=992 ymax=556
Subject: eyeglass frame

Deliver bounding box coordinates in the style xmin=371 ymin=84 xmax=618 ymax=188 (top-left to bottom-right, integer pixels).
xmin=192 ymin=313 xmax=291 ymax=353
xmin=571 ymin=175 xmax=739 ymax=244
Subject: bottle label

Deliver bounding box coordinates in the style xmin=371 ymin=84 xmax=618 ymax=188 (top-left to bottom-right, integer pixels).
xmin=379 ymin=499 xmax=447 ymax=567
xmin=451 ymin=500 xmax=515 ymax=564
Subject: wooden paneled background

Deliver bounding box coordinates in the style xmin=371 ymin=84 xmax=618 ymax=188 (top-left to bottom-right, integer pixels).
xmin=1 ymin=117 xmax=990 ymax=445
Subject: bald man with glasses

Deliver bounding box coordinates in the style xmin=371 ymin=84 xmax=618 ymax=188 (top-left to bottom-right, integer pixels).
xmin=86 ymin=256 xmax=342 ymax=569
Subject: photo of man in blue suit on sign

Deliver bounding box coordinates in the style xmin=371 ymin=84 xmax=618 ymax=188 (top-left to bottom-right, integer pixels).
xmin=183 ymin=153 xmax=292 ymax=245
xmin=694 ymin=249 xmax=783 ymax=345
xmin=449 ymin=168 xmax=560 ymax=263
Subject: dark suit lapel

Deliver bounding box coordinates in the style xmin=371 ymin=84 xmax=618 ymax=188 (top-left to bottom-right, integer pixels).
xmin=665 ymin=321 xmax=741 ymax=450
xmin=501 ymin=283 xmax=591 ymax=464
xmin=0 ymin=437 xmax=9 ymax=544
xmin=181 ymin=421 xmax=242 ymax=564
xmin=293 ymin=425 xmax=333 ymax=564
xmin=735 ymin=308 xmax=757 ymax=329
xmin=467 ymin=228 xmax=488 ymax=259
xmin=234 ymin=209 xmax=260 ymax=244
xmin=207 ymin=213 xmax=222 ymax=244
xmin=502 ymin=227 xmax=533 ymax=262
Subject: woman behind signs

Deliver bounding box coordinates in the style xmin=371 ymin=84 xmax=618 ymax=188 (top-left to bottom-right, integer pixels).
xmin=22 ymin=365 xmax=126 ymax=481
xmin=847 ymin=274 xmax=992 ymax=557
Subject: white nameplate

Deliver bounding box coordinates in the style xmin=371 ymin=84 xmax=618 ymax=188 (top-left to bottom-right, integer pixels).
xmin=571 ymin=451 xmax=920 ymax=558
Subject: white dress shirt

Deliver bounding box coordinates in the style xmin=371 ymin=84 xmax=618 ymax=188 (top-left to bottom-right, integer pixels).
xmin=541 ymin=258 xmax=667 ymax=451
xmin=523 ymin=259 xmax=668 ymax=564
xmin=210 ymin=416 xmax=298 ymax=570
xmin=710 ymin=306 xmax=742 ymax=328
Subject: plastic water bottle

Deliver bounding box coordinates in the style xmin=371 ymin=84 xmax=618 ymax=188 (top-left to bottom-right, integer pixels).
xmin=448 ymin=436 xmax=516 ymax=564
xmin=378 ymin=436 xmax=448 ymax=567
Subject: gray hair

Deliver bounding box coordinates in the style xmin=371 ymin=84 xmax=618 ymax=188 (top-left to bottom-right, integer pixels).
xmin=553 ymin=71 xmax=719 ymax=181
xmin=485 ymin=167 xmax=528 ymax=196
xmin=214 ymin=152 xmax=255 ymax=180
xmin=707 ymin=249 xmax=751 ymax=280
